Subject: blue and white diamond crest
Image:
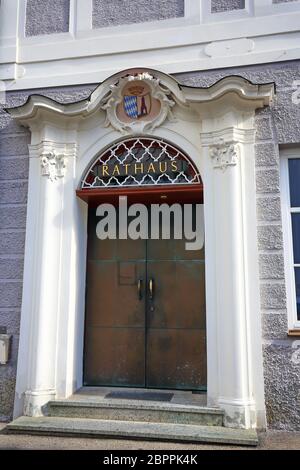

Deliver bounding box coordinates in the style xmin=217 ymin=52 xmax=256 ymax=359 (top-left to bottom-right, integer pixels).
xmin=124 ymin=95 xmax=138 ymax=119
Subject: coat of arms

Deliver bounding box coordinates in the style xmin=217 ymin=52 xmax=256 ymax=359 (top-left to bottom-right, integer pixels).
xmin=123 ymin=84 xmax=151 ymax=119
xmin=101 ymin=70 xmax=176 ymax=134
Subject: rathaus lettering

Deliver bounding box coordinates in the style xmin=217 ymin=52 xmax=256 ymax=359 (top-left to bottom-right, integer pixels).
xmin=93 ymin=160 xmax=187 ymax=178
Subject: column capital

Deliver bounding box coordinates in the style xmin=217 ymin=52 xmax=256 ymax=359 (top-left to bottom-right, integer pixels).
xmin=209 ymin=140 xmax=239 ymax=171
xmin=200 ymin=127 xmax=256 ymax=171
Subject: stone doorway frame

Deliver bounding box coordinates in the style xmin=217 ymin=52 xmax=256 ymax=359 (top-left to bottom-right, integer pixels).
xmin=5 ymin=68 xmax=274 ymax=429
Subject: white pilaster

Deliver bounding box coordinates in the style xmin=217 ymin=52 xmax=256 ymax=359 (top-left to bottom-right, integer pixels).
xmin=201 ymin=126 xmax=264 ymax=428
xmin=14 ymin=140 xmax=78 ymax=417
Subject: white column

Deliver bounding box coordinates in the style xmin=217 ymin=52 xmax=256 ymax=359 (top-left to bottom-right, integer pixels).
xmin=201 ymin=127 xmax=263 ymax=428
xmin=14 ymin=141 xmax=77 ymax=417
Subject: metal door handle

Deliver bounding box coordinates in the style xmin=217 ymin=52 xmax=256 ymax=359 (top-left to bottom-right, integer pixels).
xmin=149 ymin=278 xmax=154 ymax=300
xmin=137 ymin=279 xmax=143 ymax=300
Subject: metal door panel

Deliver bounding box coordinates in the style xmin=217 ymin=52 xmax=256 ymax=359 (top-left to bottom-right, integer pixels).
xmin=86 ymin=260 xmax=145 ymax=328
xmin=146 ymin=329 xmax=206 ymax=389
xmin=147 ymin=237 xmax=176 ymax=260
xmin=84 ymin=326 xmax=145 ymax=386
xmin=147 ymin=260 xmax=206 ymax=329
xmin=87 ymin=208 xmax=147 ymax=261
xmin=174 ymin=240 xmax=204 ymax=261
xmin=84 ymin=207 xmax=146 ymax=387
xmin=146 ymin=204 xmax=206 ymax=390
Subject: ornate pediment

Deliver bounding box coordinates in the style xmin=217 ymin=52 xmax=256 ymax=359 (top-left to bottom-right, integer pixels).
xmin=4 ymin=69 xmax=274 ymax=133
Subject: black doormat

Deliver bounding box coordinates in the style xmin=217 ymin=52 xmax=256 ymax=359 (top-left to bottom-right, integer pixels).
xmin=105 ymin=391 xmax=174 ymax=402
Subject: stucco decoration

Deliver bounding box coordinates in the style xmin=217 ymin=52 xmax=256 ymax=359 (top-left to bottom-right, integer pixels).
xmin=210 ymin=140 xmax=239 ymax=170
xmin=41 ymin=151 xmax=66 ymax=181
xmin=101 ymin=72 xmax=176 ymax=134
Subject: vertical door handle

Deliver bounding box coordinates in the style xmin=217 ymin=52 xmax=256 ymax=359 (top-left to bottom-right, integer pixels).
xmin=137 ymin=279 xmax=143 ymax=300
xmin=149 ymin=278 xmax=154 ymax=300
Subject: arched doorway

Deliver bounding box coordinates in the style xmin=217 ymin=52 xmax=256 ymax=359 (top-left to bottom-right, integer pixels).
xmin=77 ymin=137 xmax=206 ymax=390
xmin=6 ymin=68 xmax=273 ymax=427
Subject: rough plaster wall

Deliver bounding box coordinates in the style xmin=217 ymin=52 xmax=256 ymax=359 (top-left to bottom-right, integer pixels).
xmin=93 ymin=0 xmax=184 ymax=28
xmin=0 ymin=84 xmax=95 ymax=421
xmin=26 ymin=0 xmax=70 ymax=37
xmin=211 ymin=0 xmax=245 ymax=13
xmin=176 ymin=60 xmax=300 ymax=431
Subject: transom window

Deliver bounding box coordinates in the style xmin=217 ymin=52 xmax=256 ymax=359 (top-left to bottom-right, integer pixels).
xmin=81 ymin=138 xmax=201 ymax=189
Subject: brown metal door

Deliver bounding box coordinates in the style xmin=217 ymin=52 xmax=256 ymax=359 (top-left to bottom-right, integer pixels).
xmin=84 ymin=208 xmax=146 ymax=387
xmin=84 ymin=204 xmax=206 ymax=390
xmin=146 ymin=214 xmax=206 ymax=390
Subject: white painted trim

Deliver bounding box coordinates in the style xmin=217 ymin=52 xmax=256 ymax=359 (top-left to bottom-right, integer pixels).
xmin=17 ymin=0 xmax=26 ymax=40
xmin=254 ymin=0 xmax=300 ymax=16
xmin=0 ymin=0 xmax=19 ymax=79
xmin=280 ymin=149 xmax=300 ymax=330
xmin=74 ymin=0 xmax=93 ymax=33
xmin=0 ymin=0 xmax=299 ymax=89
xmin=202 ymin=0 xmax=254 ymax=23
xmin=17 ymin=14 xmax=300 ymax=61
xmin=185 ymin=0 xmax=201 ymax=21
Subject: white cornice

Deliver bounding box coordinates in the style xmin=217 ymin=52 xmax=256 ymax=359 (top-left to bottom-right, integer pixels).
xmin=5 ymin=70 xmax=274 ymax=128
xmin=200 ymin=127 xmax=256 ymax=146
xmin=28 ymin=141 xmax=78 ymax=158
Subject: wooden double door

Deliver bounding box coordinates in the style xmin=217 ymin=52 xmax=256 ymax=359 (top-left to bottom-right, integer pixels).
xmin=84 ymin=206 xmax=206 ymax=390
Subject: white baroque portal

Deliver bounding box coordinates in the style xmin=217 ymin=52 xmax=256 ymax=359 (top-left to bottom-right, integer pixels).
xmin=6 ymin=68 xmax=274 ymax=429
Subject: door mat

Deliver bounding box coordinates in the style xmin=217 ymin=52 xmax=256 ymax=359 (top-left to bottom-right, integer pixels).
xmin=105 ymin=391 xmax=174 ymax=402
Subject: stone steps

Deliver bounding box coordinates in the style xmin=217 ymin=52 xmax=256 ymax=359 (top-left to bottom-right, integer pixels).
xmin=47 ymin=399 xmax=224 ymax=427
xmin=6 ymin=416 xmax=258 ymax=446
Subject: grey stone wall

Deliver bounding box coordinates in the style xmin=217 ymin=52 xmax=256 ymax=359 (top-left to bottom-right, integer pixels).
xmin=26 ymin=0 xmax=70 ymax=37
xmin=0 ymin=84 xmax=95 ymax=421
xmin=175 ymin=60 xmax=300 ymax=431
xmin=93 ymin=0 xmax=184 ymax=28
xmin=211 ymin=0 xmax=245 ymax=13
xmin=0 ymin=102 xmax=29 ymax=421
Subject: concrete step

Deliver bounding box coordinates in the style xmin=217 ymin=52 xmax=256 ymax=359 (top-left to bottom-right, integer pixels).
xmin=6 ymin=416 xmax=258 ymax=446
xmin=47 ymin=399 xmax=224 ymax=426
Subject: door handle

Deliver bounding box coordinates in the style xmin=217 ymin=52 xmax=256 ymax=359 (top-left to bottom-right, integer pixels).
xmin=148 ymin=278 xmax=154 ymax=300
xmin=137 ymin=279 xmax=143 ymax=300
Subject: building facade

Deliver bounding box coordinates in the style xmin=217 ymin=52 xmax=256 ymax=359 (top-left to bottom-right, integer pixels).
xmin=0 ymin=0 xmax=299 ymax=436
